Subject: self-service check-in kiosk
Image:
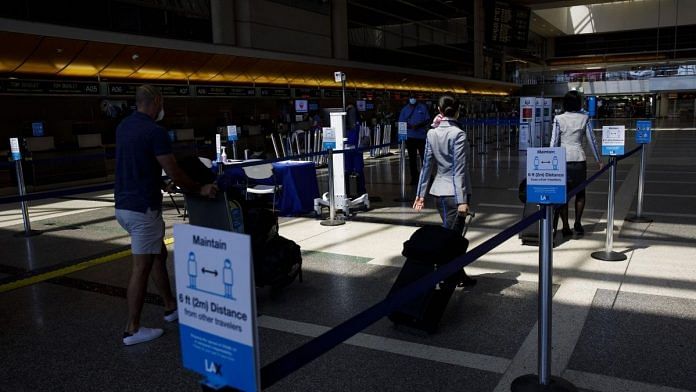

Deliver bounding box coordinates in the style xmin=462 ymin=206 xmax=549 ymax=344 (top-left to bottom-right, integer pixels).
xmin=314 ymin=111 xmax=369 ymax=217
xmin=519 ymin=97 xmax=535 ymax=150
xmin=543 ymin=98 xmax=552 ymax=146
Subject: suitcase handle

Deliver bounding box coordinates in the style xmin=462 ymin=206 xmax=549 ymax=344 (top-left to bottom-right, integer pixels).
xmin=457 ymin=211 xmax=475 ymax=237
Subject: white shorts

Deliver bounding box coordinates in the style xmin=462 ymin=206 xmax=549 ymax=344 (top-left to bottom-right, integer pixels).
xmin=115 ymin=208 xmax=165 ymax=255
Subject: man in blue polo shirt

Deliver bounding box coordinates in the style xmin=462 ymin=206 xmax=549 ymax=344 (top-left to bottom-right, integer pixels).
xmin=399 ymin=94 xmax=430 ymax=184
xmin=115 ymin=85 xmax=217 ymax=346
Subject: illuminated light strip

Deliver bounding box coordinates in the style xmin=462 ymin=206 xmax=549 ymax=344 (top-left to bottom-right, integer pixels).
xmin=0 ymin=237 xmax=174 ymax=293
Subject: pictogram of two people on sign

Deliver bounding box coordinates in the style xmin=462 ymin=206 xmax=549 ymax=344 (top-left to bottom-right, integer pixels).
xmin=187 ymin=252 xmax=235 ymax=299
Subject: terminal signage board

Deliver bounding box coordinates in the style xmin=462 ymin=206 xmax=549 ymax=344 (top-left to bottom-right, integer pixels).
xmin=108 ymin=83 xmax=188 ymax=97
xmin=323 ymin=89 xmax=343 ymax=98
xmin=196 ymin=86 xmax=256 ymax=97
xmin=174 ymin=224 xmax=259 ymax=391
xmin=526 ymin=147 xmax=567 ymax=204
xmin=323 ymin=89 xmax=357 ymax=99
xmin=0 ymin=80 xmax=99 ymax=95
xmin=108 ymin=84 xmax=137 ymax=96
xmin=108 ymin=84 xmax=190 ymax=97
xmin=159 ymin=85 xmax=190 ymax=96
xmin=294 ymin=88 xmax=321 ymax=99
xmin=486 ymin=1 xmax=531 ymax=48
xmin=601 ymin=125 xmax=626 ymax=156
xmin=635 ymin=120 xmax=651 ymax=144
xmin=259 ymin=87 xmax=290 ymax=98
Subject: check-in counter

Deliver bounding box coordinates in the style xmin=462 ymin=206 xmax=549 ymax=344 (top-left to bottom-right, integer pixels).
xmin=23 ymin=135 xmax=107 ymax=185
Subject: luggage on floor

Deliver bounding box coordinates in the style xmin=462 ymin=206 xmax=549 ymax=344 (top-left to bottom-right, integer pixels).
xmin=245 ymin=207 xmax=303 ymax=289
xmin=387 ymin=225 xmax=469 ymax=334
xmin=245 ymin=207 xmax=278 ymax=247
xmin=256 ymin=235 xmax=303 ymax=289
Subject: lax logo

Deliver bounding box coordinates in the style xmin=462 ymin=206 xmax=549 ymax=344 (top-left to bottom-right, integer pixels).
xmin=205 ymin=359 xmax=222 ymax=375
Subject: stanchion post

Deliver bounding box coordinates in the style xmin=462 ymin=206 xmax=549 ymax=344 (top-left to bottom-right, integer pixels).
xmin=511 ymin=205 xmax=576 ymax=392
xmin=592 ymin=157 xmax=627 ymax=261
xmin=538 ymin=204 xmax=553 ymax=384
xmin=13 ymin=159 xmax=40 ymax=237
xmin=321 ymin=149 xmax=345 ymax=226
xmin=270 ymin=134 xmax=279 ymax=159
xmin=394 ymin=140 xmax=409 ymax=202
xmin=626 ymin=144 xmax=652 ymax=223
xmin=495 ymin=113 xmax=501 ymax=150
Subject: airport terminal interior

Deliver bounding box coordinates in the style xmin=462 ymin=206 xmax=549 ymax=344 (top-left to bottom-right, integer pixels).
xmin=1 ymin=1 xmax=695 ymax=391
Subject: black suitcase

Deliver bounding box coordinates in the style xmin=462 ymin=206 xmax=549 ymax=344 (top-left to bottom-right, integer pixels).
xmin=257 ymin=235 xmax=303 ymax=289
xmin=245 ymin=208 xmax=303 ymax=288
xmin=388 ymin=225 xmax=469 ymax=334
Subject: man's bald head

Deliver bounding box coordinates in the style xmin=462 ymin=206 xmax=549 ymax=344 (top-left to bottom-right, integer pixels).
xmin=136 ymin=85 xmax=163 ymax=119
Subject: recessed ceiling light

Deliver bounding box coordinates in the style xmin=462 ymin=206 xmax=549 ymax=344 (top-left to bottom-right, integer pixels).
xmin=132 ymin=53 xmax=140 ymax=61
xmin=56 ymin=48 xmax=63 ymax=53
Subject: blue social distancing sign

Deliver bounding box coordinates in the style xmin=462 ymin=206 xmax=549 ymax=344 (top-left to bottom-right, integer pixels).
xmin=227 ymin=125 xmax=239 ymax=142
xmin=174 ymin=224 xmax=259 ymax=391
xmin=527 ymin=147 xmax=567 ymax=204
xmin=636 ymin=120 xmax=651 ymax=144
xmin=322 ymin=127 xmax=336 ymax=149
xmin=601 ymin=125 xmax=625 ymax=156
xmin=9 ymin=138 xmax=21 ymax=161
xmin=398 ymin=122 xmax=407 ymax=142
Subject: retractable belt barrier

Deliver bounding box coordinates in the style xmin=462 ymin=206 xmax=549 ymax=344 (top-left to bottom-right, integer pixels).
xmin=260 ymin=145 xmax=643 ymax=390
xmin=2 ymin=142 xmax=643 ymax=389
xmin=0 ymin=142 xmax=396 ymax=206
xmin=261 ymin=209 xmax=545 ymax=389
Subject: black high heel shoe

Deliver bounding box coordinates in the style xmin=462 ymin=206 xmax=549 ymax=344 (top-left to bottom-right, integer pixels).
xmin=457 ymin=271 xmax=477 ymax=287
xmin=574 ymin=222 xmax=584 ymax=235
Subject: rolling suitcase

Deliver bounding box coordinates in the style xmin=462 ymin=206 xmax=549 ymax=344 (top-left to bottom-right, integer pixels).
xmin=387 ymin=224 xmax=469 ymax=334
xmin=245 ymin=208 xmax=303 ymax=289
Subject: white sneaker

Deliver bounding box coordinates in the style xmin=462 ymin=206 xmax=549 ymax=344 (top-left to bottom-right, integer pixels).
xmin=122 ymin=327 xmax=164 ymax=346
xmin=164 ymin=309 xmax=178 ymax=323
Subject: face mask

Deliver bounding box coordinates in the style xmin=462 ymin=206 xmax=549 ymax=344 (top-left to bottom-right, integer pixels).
xmin=409 ymin=98 xmax=416 ymax=105
xmin=156 ymin=107 xmax=164 ymax=122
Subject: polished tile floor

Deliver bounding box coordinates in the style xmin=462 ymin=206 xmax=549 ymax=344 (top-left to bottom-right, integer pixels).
xmin=0 ymin=123 xmax=695 ymax=392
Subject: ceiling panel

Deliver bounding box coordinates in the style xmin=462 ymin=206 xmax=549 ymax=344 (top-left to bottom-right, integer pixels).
xmin=190 ymin=54 xmax=235 ymax=81
xmin=100 ymin=45 xmax=157 ymax=78
xmin=0 ymin=32 xmax=515 ymax=95
xmin=0 ymin=32 xmax=43 ymax=73
xmin=15 ymin=37 xmax=85 ymax=74
xmin=59 ymin=41 xmax=123 ymax=76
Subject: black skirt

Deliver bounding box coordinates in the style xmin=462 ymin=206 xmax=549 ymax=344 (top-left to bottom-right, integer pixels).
xmin=567 ymin=161 xmax=587 ymax=193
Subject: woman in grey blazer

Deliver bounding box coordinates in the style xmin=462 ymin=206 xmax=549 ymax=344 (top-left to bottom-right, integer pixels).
xmin=550 ymin=90 xmax=604 ymax=236
xmin=413 ymin=95 xmax=472 ymax=235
